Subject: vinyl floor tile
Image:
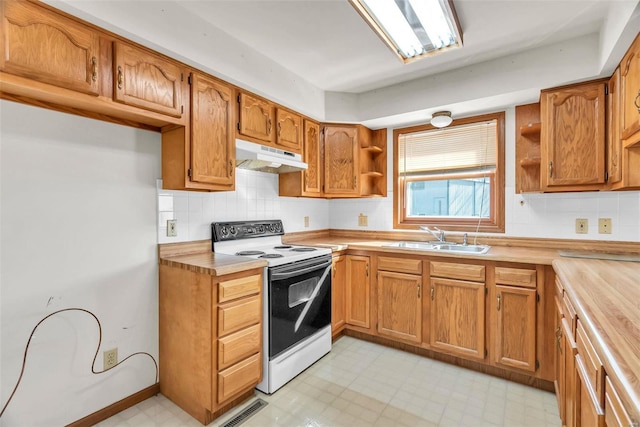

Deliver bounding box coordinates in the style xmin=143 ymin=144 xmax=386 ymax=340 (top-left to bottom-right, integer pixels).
xmin=97 ymin=336 xmax=560 ymax=427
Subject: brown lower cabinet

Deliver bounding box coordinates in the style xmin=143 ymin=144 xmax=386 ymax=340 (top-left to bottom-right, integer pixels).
xmin=159 ymin=265 xmax=263 ymax=425
xmin=345 ymin=255 xmax=371 ymax=328
xmin=331 ymin=254 xmax=347 ymax=337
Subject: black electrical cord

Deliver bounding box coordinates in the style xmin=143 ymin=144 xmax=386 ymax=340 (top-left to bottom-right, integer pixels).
xmin=0 ymin=307 xmax=159 ymax=419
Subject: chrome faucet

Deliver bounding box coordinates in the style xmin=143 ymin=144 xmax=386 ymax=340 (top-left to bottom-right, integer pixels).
xmin=420 ymin=226 xmax=445 ymax=243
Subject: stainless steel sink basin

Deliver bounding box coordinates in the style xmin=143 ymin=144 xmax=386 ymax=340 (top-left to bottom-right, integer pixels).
xmin=383 ymin=241 xmax=490 ymax=255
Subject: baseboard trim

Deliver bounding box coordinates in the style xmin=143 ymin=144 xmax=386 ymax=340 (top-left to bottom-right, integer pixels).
xmin=66 ymin=383 xmax=160 ymax=427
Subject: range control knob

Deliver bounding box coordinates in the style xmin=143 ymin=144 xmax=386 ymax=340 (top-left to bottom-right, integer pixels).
xmin=219 ymin=226 xmax=228 ymax=237
xmin=229 ymin=226 xmax=237 ymax=236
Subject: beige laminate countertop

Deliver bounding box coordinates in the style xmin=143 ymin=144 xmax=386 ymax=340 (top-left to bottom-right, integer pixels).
xmin=284 ymin=236 xmax=561 ymax=265
xmin=553 ymin=258 xmax=640 ymax=422
xmin=159 ymin=251 xmax=267 ymax=276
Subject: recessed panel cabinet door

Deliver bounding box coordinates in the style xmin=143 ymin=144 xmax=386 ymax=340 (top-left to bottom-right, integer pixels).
xmin=1 ymin=0 xmax=100 ymax=95
xmin=377 ymin=271 xmax=422 ymax=343
xmin=304 ymin=120 xmax=322 ymax=195
xmin=430 ymin=278 xmax=485 ymax=360
xmin=190 ymin=73 xmax=235 ymax=188
xmin=620 ymin=33 xmax=640 ymax=139
xmin=541 ymin=82 xmax=606 ymax=190
xmin=494 ymin=285 xmax=536 ymax=372
xmin=113 ymin=41 xmax=184 ymax=117
xmin=276 ymin=108 xmax=302 ymax=153
xmin=238 ymin=92 xmax=275 ymax=143
xmin=346 ymin=255 xmax=370 ymax=328
xmin=331 ymin=255 xmax=346 ymax=334
xmin=324 ymin=126 xmax=359 ymax=195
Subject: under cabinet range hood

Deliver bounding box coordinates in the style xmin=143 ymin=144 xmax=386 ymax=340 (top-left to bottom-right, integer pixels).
xmin=235 ymin=139 xmax=308 ymax=174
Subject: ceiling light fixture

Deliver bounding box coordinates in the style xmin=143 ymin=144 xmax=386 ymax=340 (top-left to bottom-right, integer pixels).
xmin=349 ymin=0 xmax=462 ymax=63
xmin=430 ymin=111 xmax=453 ymax=128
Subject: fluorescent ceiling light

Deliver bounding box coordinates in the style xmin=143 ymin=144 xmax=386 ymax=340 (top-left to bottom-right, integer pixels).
xmin=350 ymin=0 xmax=463 ymax=63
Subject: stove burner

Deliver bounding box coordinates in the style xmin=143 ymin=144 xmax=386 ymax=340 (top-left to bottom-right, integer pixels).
xmin=259 ymin=253 xmax=284 ymax=259
xmin=291 ymin=247 xmax=317 ymax=252
xmin=274 ymin=245 xmax=293 ymax=249
xmin=236 ymin=250 xmax=266 ymax=256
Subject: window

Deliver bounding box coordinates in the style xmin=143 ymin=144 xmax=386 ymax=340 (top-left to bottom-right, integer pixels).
xmin=393 ymin=112 xmax=505 ymax=232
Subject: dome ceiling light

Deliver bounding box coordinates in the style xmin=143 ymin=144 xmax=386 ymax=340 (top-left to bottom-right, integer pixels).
xmin=430 ymin=111 xmax=453 ymax=128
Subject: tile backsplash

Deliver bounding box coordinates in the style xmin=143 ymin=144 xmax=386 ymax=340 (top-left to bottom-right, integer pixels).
xmin=158 ymin=170 xmax=640 ymax=244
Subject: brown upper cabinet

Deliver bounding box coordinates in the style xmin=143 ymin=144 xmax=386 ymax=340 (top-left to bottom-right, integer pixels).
xmin=162 ymin=72 xmax=235 ymax=191
xmin=607 ymin=68 xmax=622 ymax=186
xmin=279 ymin=119 xmax=323 ymax=197
xmin=113 ymin=41 xmax=185 ymax=118
xmin=237 ymin=92 xmax=275 ymax=144
xmin=1 ymin=0 xmax=100 ymax=96
xmin=540 ymin=80 xmax=607 ymax=191
xmin=275 ymin=108 xmax=303 ymax=152
xmin=323 ymin=124 xmax=387 ymax=198
xmin=620 ymin=33 xmax=640 ymax=141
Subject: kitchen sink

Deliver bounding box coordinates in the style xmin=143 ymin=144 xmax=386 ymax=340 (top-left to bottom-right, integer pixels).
xmin=383 ymin=241 xmax=490 ymax=255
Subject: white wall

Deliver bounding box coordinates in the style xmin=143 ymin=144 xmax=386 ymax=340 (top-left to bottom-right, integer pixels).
xmin=0 ymin=101 xmax=161 ymax=425
xmin=330 ymin=107 xmax=640 ymax=242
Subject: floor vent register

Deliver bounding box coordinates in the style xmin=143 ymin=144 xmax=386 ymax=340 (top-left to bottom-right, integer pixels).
xmin=220 ymin=398 xmax=268 ymax=427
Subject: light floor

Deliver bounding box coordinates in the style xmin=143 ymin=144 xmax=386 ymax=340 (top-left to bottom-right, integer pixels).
xmin=97 ymin=336 xmax=560 ymax=427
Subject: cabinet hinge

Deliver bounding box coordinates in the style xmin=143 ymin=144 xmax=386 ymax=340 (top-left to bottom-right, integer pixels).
xmin=535 ymin=359 xmax=540 ymax=370
xmin=536 ymin=292 xmax=540 ymax=302
xmin=237 ymin=122 xmax=240 ymax=131
xmin=485 ymin=288 xmax=488 ymax=296
xmin=484 ymin=349 xmax=488 ymax=358
xmin=180 ymin=73 xmax=183 ymax=82
xmin=237 ymin=95 xmax=241 ymax=103
xmin=181 ymin=105 xmax=184 ymax=114
xmin=188 ymin=75 xmax=192 ymax=85
xmin=605 ymin=85 xmax=609 ymax=95
xmin=187 ymin=168 xmax=192 ymax=178
xmin=605 ymin=171 xmax=609 ymax=182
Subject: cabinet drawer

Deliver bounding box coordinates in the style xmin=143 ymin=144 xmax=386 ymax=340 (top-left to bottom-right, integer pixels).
xmin=576 ymin=320 xmax=604 ymax=405
xmin=576 ymin=355 xmax=605 ymax=426
xmin=218 ymin=323 xmax=261 ymax=370
xmin=495 ymin=267 xmax=536 ymax=288
xmin=605 ymin=376 xmax=634 ymax=427
xmin=218 ymin=295 xmax=261 ymax=337
xmin=217 ymin=353 xmax=261 ymax=404
xmin=218 ymin=274 xmax=261 ymax=303
xmin=430 ymin=261 xmax=485 ymax=282
xmin=378 ymin=256 xmax=422 ymax=275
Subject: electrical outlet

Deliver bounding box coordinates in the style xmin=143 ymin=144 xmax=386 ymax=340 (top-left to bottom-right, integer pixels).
xmin=104 ymin=348 xmax=118 ymax=370
xmin=167 ymin=219 xmax=177 ymax=237
xmin=598 ymin=218 xmax=612 ymax=234
xmin=358 ymin=213 xmax=368 ymax=227
xmin=304 ymin=216 xmax=309 ymax=228
xmin=575 ymin=218 xmax=588 ymax=234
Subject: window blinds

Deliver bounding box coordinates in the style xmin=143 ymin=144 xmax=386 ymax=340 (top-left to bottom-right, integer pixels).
xmin=398 ymin=120 xmax=497 ymax=174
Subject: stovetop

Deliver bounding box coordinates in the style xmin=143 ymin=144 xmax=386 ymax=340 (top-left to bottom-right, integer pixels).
xmin=212 ymin=220 xmax=331 ymax=267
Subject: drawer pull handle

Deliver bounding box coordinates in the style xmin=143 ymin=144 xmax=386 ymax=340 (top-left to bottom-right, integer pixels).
xmin=117 ymin=66 xmax=124 ymax=90
xmin=430 ymin=287 xmax=435 ymax=301
xmin=549 ymin=161 xmax=553 ymax=178
xmin=229 ymin=159 xmax=234 ymax=177
xmin=417 ymin=283 xmax=421 ymax=298
xmin=635 ymin=90 xmax=640 ymax=113
xmin=91 ymin=56 xmax=97 ymax=82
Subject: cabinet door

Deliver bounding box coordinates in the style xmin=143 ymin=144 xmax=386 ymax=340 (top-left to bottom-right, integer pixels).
xmin=430 ymin=277 xmax=485 ymax=360
xmin=377 ymin=271 xmax=422 ymax=343
xmin=304 ymin=120 xmax=323 ymax=195
xmin=238 ymin=92 xmax=275 ymax=143
xmin=541 ymin=82 xmax=606 ymax=190
xmin=620 ymin=34 xmax=640 ymax=139
xmin=607 ymin=68 xmax=622 ymax=185
xmin=276 ymin=108 xmax=302 ymax=153
xmin=346 ymin=255 xmax=370 ymax=328
xmin=494 ymin=285 xmax=536 ymax=372
xmin=190 ymin=73 xmax=235 ymax=188
xmin=554 ymin=297 xmax=566 ymax=423
xmin=324 ymin=126 xmax=359 ymax=195
xmin=575 ymin=355 xmax=605 ymax=427
xmin=331 ymin=255 xmax=347 ymax=334
xmin=1 ymin=1 xmax=100 ymax=95
xmin=563 ymin=318 xmax=578 ymax=427
xmin=113 ymin=41 xmax=184 ymax=117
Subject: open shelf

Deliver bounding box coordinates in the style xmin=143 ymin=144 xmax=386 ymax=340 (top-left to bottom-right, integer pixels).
xmin=519 ymin=122 xmax=541 ymax=139
xmin=516 ymin=104 xmax=542 ymax=193
xmin=362 ymin=145 xmax=384 ymax=153
xmin=520 ymin=158 xmax=541 ymax=167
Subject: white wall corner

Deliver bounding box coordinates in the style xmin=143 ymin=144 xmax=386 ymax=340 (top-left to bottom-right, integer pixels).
xmin=598 ymin=0 xmax=640 ymax=75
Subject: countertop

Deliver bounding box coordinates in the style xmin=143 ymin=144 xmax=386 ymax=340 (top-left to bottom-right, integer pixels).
xmin=553 ymin=258 xmax=640 ymax=421
xmin=283 ymin=236 xmax=560 ymax=265
xmin=159 ymin=251 xmax=267 ymax=276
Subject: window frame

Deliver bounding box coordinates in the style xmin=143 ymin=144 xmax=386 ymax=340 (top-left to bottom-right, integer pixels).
xmin=393 ymin=112 xmax=505 ymax=233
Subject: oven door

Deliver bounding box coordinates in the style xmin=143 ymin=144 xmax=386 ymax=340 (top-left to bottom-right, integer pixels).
xmin=268 ymin=255 xmax=332 ymax=359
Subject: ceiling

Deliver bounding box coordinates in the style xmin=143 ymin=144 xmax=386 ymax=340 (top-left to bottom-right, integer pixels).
xmin=170 ymin=0 xmax=614 ymax=94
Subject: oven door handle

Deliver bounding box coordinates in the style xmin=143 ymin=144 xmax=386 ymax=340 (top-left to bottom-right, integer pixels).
xmin=271 ymin=259 xmax=332 ymax=280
